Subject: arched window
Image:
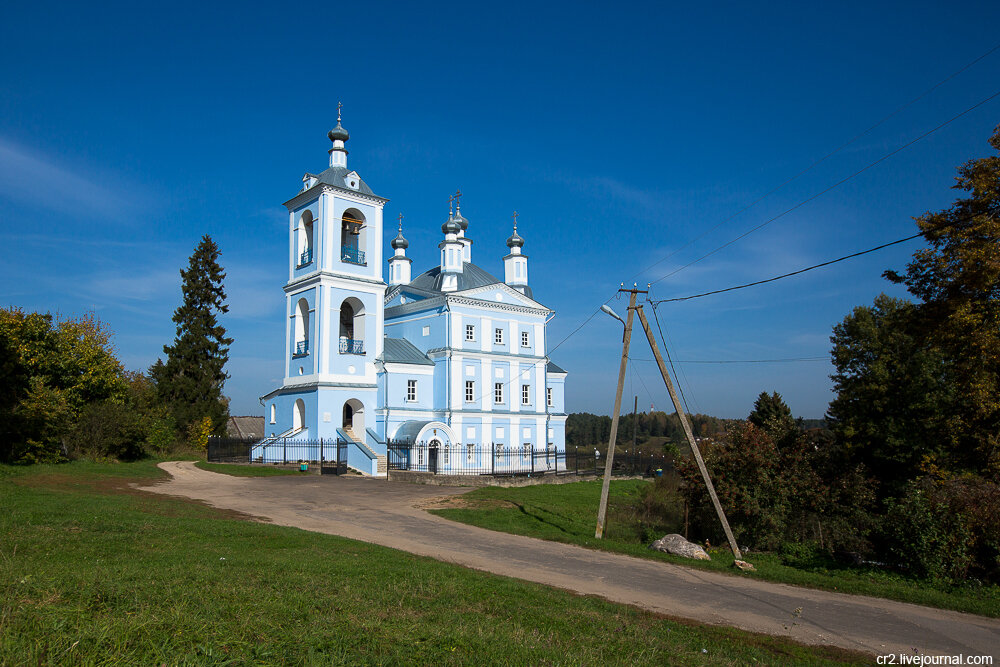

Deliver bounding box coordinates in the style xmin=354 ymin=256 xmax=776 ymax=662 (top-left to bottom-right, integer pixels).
xmin=293 ymin=399 xmax=305 ymax=432
xmin=294 ymin=298 xmax=309 ymax=356
xmin=341 ymin=209 xmax=366 ymax=265
xmin=299 ymin=210 xmax=314 ymax=266
xmin=339 ymin=297 xmax=365 ymax=355
xmin=269 ymin=404 xmax=276 ymax=424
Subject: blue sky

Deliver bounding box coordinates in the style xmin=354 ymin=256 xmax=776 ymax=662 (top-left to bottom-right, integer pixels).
xmin=2 ymin=0 xmax=998 ymax=419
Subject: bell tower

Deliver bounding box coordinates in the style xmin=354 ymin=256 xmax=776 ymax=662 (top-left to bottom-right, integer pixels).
xmin=262 ymin=107 xmax=388 ymax=454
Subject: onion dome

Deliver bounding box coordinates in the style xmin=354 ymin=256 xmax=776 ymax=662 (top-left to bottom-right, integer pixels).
xmin=328 ymin=121 xmax=349 ymax=142
xmin=391 ymin=219 xmax=409 ymax=250
xmin=454 ymin=209 xmax=469 ymax=231
xmin=442 ymin=216 xmax=461 ymax=235
xmin=506 ymin=217 xmax=524 ymax=248
xmin=328 ymin=103 xmax=350 ymax=142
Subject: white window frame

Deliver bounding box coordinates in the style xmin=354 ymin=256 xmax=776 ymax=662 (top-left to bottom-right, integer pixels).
xmin=465 ymin=324 xmax=475 ymax=341
xmin=521 ymin=331 xmax=529 ymax=347
xmin=406 ymin=379 xmax=417 ymax=402
xmin=522 ymin=384 xmax=530 ymax=405
xmin=495 ymin=328 xmax=504 ymax=345
xmin=465 ymin=380 xmax=475 ymax=403
xmin=494 ymin=382 xmax=504 ymax=404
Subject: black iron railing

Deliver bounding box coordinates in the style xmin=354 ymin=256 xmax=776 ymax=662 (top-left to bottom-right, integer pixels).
xmin=207 ymin=436 xmax=348 ymax=475
xmin=386 ymin=441 xmax=669 ymax=478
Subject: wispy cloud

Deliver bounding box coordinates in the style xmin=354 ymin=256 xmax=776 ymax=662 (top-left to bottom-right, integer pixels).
xmin=0 ymin=136 xmax=146 ymax=221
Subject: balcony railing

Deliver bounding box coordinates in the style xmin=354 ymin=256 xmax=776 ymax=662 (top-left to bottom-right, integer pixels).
xmin=294 ymin=340 xmax=309 ymax=356
xmin=341 ymin=246 xmax=366 ymax=265
xmin=298 ymin=249 xmax=313 ymax=266
xmin=339 ymin=338 xmax=364 ymax=355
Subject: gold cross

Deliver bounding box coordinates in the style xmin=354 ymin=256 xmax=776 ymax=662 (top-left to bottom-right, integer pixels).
xmin=512 ymin=210 xmax=519 ymax=231
xmin=397 ymin=212 xmax=404 ymax=232
xmin=454 ymin=189 xmax=462 ymax=208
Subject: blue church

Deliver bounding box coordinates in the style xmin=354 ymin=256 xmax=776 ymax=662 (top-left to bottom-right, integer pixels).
xmin=260 ymin=114 xmax=567 ymax=476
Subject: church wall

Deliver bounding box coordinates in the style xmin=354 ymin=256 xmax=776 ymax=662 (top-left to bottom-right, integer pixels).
xmin=383 ymin=307 xmax=447 ymax=355
xmin=546 ymin=372 xmax=567 ymax=414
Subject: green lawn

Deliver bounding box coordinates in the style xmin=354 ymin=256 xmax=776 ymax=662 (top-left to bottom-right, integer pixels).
xmin=194 ymin=460 xmax=307 ymax=477
xmin=0 ymin=460 xmax=869 ymax=665
xmin=430 ymin=479 xmax=1000 ymax=618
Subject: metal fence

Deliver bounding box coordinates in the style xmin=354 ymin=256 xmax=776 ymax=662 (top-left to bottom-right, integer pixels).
xmin=207 ymin=436 xmax=348 ymax=474
xmin=387 ymin=441 xmax=670 ymax=478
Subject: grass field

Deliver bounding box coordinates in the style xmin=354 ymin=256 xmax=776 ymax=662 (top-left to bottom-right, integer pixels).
xmin=429 ymin=479 xmax=1000 ymax=618
xmin=0 ymin=460 xmax=871 ymax=665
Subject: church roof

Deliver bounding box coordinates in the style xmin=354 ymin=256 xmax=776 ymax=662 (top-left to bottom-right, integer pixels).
xmin=409 ymin=262 xmax=532 ymax=298
xmin=546 ymin=361 xmax=567 ymax=374
xmin=311 ymin=165 xmax=376 ymax=196
xmin=381 ymin=337 xmax=435 ymax=366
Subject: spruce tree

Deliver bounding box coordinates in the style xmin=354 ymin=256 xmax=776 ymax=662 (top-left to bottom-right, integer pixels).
xmin=152 ymin=235 xmax=233 ymax=435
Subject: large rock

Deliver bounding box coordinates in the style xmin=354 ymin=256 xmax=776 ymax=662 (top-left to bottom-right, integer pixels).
xmin=650 ymin=534 xmax=711 ymax=560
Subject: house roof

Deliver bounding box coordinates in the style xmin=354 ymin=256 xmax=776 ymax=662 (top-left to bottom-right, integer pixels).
xmin=407 ymin=262 xmax=532 ymax=298
xmin=311 ymin=165 xmax=376 ymax=196
xmin=227 ymin=416 xmax=265 ymax=439
xmin=381 ymin=337 xmax=435 ymax=366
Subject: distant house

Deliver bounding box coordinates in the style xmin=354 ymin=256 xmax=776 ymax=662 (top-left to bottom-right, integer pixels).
xmin=226 ymin=416 xmax=265 ymax=440
xmin=259 ymin=113 xmax=568 ymax=476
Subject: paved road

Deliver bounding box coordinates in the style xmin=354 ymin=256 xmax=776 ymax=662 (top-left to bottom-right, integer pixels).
xmin=145 ymin=462 xmax=1000 ymax=658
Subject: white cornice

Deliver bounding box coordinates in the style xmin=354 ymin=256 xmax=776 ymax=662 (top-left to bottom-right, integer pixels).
xmin=446 ymin=295 xmax=549 ymax=316
xmin=284 ymin=183 xmax=388 ymax=210
xmin=285 ymin=271 xmax=389 ymax=294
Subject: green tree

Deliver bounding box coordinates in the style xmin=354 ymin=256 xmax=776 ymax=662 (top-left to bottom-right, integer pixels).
xmin=883 ymin=125 xmax=1000 ymax=477
xmin=827 ymin=295 xmax=954 ymax=491
xmin=0 ymin=309 xmax=129 ymax=463
xmin=151 ymin=235 xmax=233 ymax=435
xmin=747 ymin=391 xmax=797 ymax=447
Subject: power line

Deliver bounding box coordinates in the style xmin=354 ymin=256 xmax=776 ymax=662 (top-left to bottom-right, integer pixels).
xmin=648 ymin=86 xmax=1000 ymax=286
xmin=629 ymin=356 xmax=827 ymax=364
xmin=623 ymin=42 xmax=1000 ymax=286
xmin=647 ymin=205 xmax=994 ymax=305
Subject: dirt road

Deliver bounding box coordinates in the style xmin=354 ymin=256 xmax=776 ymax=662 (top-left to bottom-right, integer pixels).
xmin=144 ymin=462 xmax=1000 ymax=658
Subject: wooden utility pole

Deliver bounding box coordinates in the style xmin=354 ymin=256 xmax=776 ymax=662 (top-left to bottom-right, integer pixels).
xmin=594 ymin=288 xmax=642 ymax=539
xmin=634 ymin=304 xmax=743 ymax=560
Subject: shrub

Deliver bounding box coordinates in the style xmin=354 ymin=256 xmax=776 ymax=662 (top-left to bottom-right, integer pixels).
xmin=187 ymin=416 xmax=213 ymax=451
xmin=885 ymin=479 xmax=974 ymax=583
xmin=65 ymin=401 xmax=147 ymax=461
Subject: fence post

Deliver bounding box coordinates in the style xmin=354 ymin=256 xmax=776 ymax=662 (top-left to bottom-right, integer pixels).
xmin=320 ymin=438 xmax=323 ymax=468
xmin=575 ymin=446 xmax=579 ymax=475
xmin=491 ymin=442 xmax=495 ymax=476
xmin=283 ymin=438 xmax=287 ymax=464
xmin=531 ymin=445 xmax=534 ymax=475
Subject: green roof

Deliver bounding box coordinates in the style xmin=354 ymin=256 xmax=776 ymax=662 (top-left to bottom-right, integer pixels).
xmin=381 ymin=337 xmax=434 ymax=366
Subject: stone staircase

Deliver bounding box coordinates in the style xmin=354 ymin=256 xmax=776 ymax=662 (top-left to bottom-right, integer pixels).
xmin=343 ymin=427 xmax=387 ymax=476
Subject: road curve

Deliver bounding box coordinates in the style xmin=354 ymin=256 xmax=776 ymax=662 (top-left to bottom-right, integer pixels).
xmin=143 ymin=462 xmax=1000 ymax=658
